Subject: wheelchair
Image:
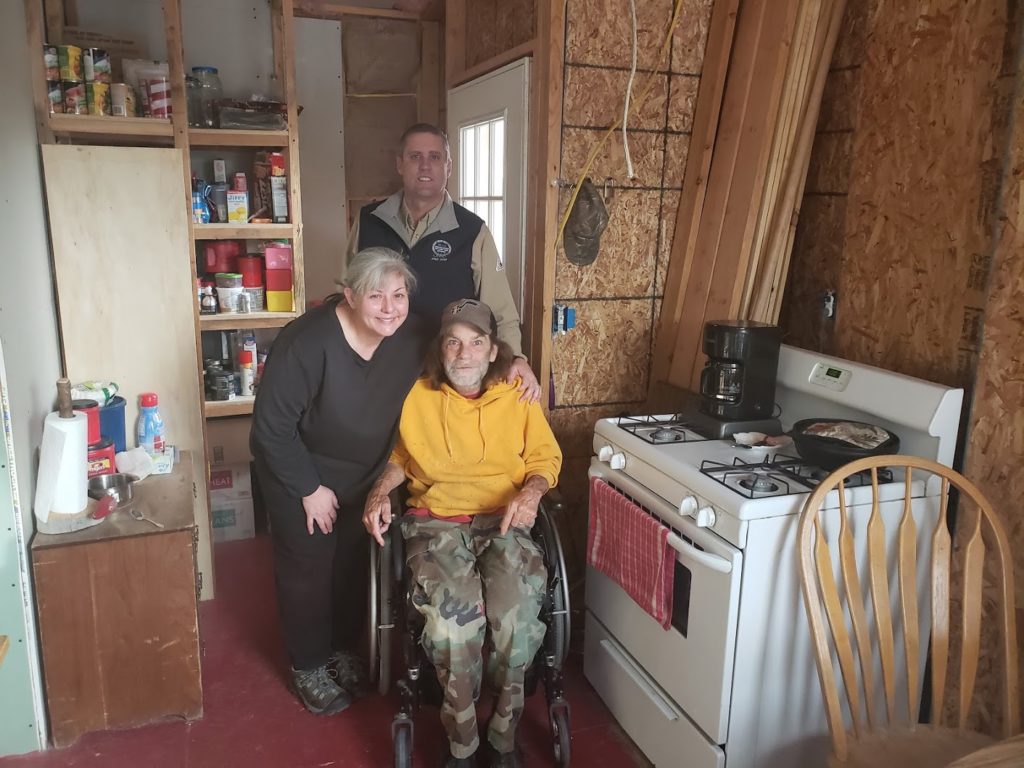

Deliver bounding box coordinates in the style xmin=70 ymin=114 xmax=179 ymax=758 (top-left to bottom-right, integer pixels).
xmin=367 ymin=497 xmax=573 ymax=768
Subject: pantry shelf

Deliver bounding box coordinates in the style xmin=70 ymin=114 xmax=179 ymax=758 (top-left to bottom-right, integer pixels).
xmin=204 ymin=397 xmax=255 ymax=418
xmin=48 ymin=114 xmax=174 ymax=143
xmin=200 ymin=311 xmax=296 ymax=331
xmin=193 ymin=223 xmax=295 ymax=240
xmin=188 ymin=128 xmax=290 ymax=147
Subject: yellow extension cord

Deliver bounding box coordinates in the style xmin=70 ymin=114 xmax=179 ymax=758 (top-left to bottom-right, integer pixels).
xmin=553 ymin=0 xmax=688 ymax=254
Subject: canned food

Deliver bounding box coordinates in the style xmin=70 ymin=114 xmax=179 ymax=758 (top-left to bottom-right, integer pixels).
xmin=82 ymin=48 xmax=111 ymax=83
xmin=110 ymin=83 xmax=134 ymax=117
xmin=46 ymin=80 xmax=63 ymax=114
xmin=145 ymin=77 xmax=171 ymax=118
xmin=86 ymin=81 xmax=110 ymax=115
xmin=43 ymin=44 xmax=59 ymax=80
xmin=57 ymin=44 xmax=82 ymax=81
xmin=62 ymin=80 xmax=86 ymax=115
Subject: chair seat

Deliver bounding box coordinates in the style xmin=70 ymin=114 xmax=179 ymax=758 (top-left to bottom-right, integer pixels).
xmin=827 ymin=726 xmax=995 ymax=768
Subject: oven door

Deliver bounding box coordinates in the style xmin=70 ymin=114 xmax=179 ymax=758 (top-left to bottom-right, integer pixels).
xmin=587 ymin=460 xmax=743 ymax=745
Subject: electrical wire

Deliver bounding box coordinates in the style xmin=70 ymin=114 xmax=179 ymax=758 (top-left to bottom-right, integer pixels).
xmin=623 ymin=0 xmax=638 ymax=180
xmin=555 ymin=0 xmax=686 ymax=257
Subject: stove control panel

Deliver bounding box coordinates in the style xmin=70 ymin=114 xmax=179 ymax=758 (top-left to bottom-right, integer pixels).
xmin=596 ymin=443 xmax=627 ymax=470
xmin=809 ymin=361 xmax=851 ymax=392
xmin=679 ymin=495 xmax=716 ymax=528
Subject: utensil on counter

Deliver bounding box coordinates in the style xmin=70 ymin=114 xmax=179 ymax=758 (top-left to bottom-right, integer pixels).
xmin=790 ymin=418 xmax=900 ymax=470
xmin=130 ymin=508 xmax=164 ymax=529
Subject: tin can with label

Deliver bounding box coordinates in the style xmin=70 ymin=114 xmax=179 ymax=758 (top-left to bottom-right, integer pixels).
xmin=46 ymin=80 xmax=63 ymax=114
xmin=87 ymin=437 xmax=116 ymax=478
xmin=43 ymin=44 xmax=59 ymax=80
xmin=110 ymin=83 xmax=134 ymax=117
xmin=83 ymin=48 xmax=111 ymax=83
xmin=57 ymin=44 xmax=82 ymax=81
xmin=62 ymin=80 xmax=86 ymax=115
xmin=86 ymin=81 xmax=111 ymax=116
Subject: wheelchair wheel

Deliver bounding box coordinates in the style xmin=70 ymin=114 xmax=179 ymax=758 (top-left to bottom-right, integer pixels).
xmin=393 ymin=718 xmax=413 ymax=768
xmin=551 ymin=703 xmax=571 ymax=766
xmin=368 ymin=534 xmax=395 ymax=695
xmin=534 ymin=504 xmax=571 ymax=666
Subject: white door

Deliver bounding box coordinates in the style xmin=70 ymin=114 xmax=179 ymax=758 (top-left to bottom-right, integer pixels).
xmin=447 ymin=59 xmax=531 ymax=313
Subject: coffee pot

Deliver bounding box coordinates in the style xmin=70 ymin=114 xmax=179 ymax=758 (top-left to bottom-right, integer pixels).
xmin=699 ymin=320 xmax=781 ymax=421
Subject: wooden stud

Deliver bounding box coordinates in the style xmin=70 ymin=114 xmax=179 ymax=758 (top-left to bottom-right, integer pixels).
xmin=42 ymin=0 xmax=63 ymax=44
xmin=522 ymin=0 xmax=566 ymax=408
xmin=418 ymin=21 xmax=441 ymax=124
xmin=649 ymin=0 xmax=739 ymax=389
xmin=444 ymin=0 xmax=466 ymax=89
xmin=24 ymin=0 xmax=55 ymax=144
xmin=293 ymin=1 xmax=420 ymax=21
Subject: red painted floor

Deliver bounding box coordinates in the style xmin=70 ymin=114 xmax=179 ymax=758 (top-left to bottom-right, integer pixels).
xmin=3 ymin=534 xmax=650 ymax=768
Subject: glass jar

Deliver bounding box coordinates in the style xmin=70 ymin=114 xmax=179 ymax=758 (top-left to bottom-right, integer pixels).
xmin=191 ymin=66 xmax=223 ymax=128
xmin=185 ymin=75 xmax=202 ymax=127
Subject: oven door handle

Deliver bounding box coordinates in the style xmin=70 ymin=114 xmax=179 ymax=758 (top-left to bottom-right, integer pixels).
xmin=591 ymin=465 xmax=735 ymax=575
xmin=666 ymin=531 xmax=733 ymax=574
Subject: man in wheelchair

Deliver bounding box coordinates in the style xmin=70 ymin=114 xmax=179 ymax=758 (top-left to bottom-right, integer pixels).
xmin=362 ymin=298 xmax=562 ymax=768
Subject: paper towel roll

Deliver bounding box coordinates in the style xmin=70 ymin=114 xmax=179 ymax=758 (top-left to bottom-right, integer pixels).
xmin=34 ymin=410 xmax=88 ymax=522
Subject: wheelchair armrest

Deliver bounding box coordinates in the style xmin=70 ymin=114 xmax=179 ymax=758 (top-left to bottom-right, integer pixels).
xmin=543 ymin=488 xmax=566 ymax=514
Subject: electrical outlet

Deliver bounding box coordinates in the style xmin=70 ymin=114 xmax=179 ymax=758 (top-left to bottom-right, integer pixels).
xmin=822 ymin=290 xmax=836 ymax=318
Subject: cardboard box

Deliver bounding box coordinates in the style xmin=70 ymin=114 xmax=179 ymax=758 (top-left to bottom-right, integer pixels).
xmin=209 ymin=462 xmax=254 ymax=542
xmin=212 ymin=496 xmax=255 ymax=542
xmin=266 ymin=290 xmax=293 ymax=312
xmin=206 ymin=417 xmax=253 ymax=467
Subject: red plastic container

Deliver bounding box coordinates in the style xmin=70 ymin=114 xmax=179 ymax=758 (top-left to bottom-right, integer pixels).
xmin=263 ymin=244 xmax=293 ymax=270
xmin=237 ymin=255 xmax=264 ymax=287
xmin=72 ymin=398 xmax=101 ymax=444
xmin=204 ymin=240 xmax=242 ymax=274
xmin=265 ymin=267 xmax=293 ymax=291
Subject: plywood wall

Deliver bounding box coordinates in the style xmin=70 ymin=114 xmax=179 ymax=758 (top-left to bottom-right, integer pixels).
xmin=550 ymin=0 xmax=714 ymax=582
xmin=781 ymin=0 xmax=1024 ymax=727
xmin=780 ymin=0 xmax=1009 ymax=389
xmin=464 ymin=0 xmax=535 ymax=68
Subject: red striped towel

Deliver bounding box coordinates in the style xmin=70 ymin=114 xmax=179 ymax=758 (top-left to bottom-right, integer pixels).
xmin=587 ymin=477 xmax=674 ymax=629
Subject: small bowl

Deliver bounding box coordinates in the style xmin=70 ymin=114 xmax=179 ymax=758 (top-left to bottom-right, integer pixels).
xmin=87 ymin=473 xmax=137 ymax=506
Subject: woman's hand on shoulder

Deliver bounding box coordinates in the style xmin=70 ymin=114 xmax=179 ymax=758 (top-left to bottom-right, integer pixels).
xmin=507 ymin=357 xmax=541 ymax=403
xmin=302 ymin=485 xmax=340 ymax=535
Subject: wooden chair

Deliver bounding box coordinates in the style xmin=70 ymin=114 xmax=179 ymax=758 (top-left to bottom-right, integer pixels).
xmin=797 ymin=455 xmax=1019 ymax=767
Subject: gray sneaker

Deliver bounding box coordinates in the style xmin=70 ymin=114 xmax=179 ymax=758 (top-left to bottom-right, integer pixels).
xmin=328 ymin=651 xmax=369 ymax=698
xmin=290 ymin=664 xmax=351 ymax=715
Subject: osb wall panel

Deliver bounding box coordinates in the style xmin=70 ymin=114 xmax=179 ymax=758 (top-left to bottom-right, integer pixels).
xmin=781 ymin=1 xmax=1008 ymax=389
xmin=964 ymin=11 xmax=1024 ymax=726
xmin=551 ymin=0 xmax=714 ymax=580
xmin=463 ymin=0 xmax=535 ymax=68
xmin=343 ymin=17 xmax=419 ymax=94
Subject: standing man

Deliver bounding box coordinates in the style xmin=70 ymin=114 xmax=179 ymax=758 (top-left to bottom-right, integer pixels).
xmin=345 ymin=123 xmax=540 ymax=402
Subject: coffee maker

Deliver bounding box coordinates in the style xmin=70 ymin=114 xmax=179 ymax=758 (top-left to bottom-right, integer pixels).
xmin=687 ymin=320 xmax=783 ymax=438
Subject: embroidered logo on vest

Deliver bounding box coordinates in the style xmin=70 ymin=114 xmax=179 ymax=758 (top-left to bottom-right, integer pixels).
xmin=431 ymin=240 xmax=453 ymax=260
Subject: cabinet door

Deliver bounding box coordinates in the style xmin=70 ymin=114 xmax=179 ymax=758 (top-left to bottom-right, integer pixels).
xmin=41 ymin=145 xmax=213 ymax=599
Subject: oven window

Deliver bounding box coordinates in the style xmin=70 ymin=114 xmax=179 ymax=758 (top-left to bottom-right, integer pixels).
xmin=672 ymin=560 xmax=692 ymax=636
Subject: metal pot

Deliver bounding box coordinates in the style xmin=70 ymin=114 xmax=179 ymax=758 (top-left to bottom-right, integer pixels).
xmin=87 ymin=473 xmax=137 ymax=506
xmin=790 ymin=419 xmax=900 ymax=471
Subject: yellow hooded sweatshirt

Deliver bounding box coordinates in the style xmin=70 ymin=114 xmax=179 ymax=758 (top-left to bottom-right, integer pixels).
xmin=390 ymin=378 xmax=562 ymax=518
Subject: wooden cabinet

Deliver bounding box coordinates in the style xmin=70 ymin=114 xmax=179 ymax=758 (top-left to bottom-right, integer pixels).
xmin=31 ymin=454 xmax=202 ymax=748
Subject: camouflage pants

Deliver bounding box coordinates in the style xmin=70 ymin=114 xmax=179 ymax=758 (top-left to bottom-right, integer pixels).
xmin=401 ymin=512 xmax=547 ymax=759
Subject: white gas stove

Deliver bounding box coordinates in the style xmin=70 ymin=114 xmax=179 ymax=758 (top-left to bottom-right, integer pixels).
xmin=583 ymin=345 xmax=963 ymax=768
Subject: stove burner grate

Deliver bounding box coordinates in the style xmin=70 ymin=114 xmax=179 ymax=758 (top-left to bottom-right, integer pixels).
xmin=701 ymin=456 xmax=897 ymax=498
xmin=617 ymin=414 xmax=704 ymax=444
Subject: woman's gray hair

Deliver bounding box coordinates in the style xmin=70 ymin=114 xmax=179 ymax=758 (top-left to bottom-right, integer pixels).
xmin=343 ymin=247 xmax=417 ymax=296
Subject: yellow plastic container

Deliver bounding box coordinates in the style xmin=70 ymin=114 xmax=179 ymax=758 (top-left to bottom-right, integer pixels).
xmin=266 ymin=290 xmax=293 ymax=312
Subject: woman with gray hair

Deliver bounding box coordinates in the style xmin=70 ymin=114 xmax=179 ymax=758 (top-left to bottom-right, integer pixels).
xmin=251 ymin=247 xmax=425 ymax=716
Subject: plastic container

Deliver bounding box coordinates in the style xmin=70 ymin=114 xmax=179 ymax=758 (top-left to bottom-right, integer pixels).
xmin=99 ymin=395 xmax=127 ymax=453
xmin=136 ymin=392 xmax=166 ymax=456
xmin=191 ymin=66 xmax=223 ymax=128
xmin=239 ymin=350 xmax=255 ymax=396
xmin=217 ymin=286 xmax=244 ymax=312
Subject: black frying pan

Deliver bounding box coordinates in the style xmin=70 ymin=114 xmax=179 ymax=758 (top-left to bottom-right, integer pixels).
xmin=790 ymin=418 xmax=900 ymax=471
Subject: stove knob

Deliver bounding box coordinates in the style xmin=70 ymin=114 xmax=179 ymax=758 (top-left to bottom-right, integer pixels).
xmin=679 ymin=496 xmax=698 ymax=516
xmin=597 ymin=445 xmax=614 ymax=462
xmin=609 ymin=452 xmax=627 ymax=470
xmin=695 ymin=506 xmax=717 ymax=528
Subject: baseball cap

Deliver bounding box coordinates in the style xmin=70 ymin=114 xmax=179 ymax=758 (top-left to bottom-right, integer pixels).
xmin=440 ymin=298 xmax=497 ymax=337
